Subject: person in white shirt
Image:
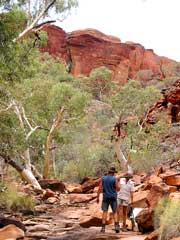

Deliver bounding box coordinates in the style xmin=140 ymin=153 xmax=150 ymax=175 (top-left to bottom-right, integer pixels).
xmin=117 ymin=173 xmax=134 ymax=231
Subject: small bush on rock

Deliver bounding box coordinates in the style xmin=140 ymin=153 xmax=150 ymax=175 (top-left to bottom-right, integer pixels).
xmin=155 ymin=198 xmax=180 ymax=240
xmin=0 ymin=182 xmax=35 ymax=212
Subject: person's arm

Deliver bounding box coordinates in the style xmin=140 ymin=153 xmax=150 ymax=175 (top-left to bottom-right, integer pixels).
xmin=115 ymin=176 xmax=120 ymax=192
xmin=130 ymin=191 xmax=133 ymax=206
xmin=130 ymin=181 xmax=134 ymax=205
xmin=97 ymin=178 xmax=102 ymax=203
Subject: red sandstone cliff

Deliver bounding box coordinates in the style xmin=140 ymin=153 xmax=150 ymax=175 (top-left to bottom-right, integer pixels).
xmin=40 ymin=25 xmax=69 ymax=62
xmin=143 ymin=78 xmax=180 ymax=123
xmin=41 ymin=25 xmax=174 ymax=85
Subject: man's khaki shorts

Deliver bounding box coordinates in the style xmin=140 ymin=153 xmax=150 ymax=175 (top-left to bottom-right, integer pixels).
xmin=118 ymin=198 xmax=129 ymax=206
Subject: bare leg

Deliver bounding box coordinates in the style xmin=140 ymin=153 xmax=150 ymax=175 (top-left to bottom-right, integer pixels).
xmin=101 ymin=211 xmax=107 ymax=233
xmin=122 ymin=206 xmax=128 ymax=230
xmin=117 ymin=205 xmax=120 ymax=222
xmin=112 ymin=211 xmax=119 ymax=233
xmin=102 ymin=211 xmax=108 ymax=224
xmin=113 ymin=210 xmax=118 ymax=223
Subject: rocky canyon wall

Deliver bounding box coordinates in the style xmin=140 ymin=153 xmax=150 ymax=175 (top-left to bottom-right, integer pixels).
xmin=40 ymin=25 xmax=174 ymax=85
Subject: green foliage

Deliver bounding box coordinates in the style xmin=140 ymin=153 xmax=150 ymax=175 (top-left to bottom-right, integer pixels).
xmin=0 ymin=0 xmax=95 ymax=182
xmin=0 ymin=181 xmax=35 ymax=211
xmin=49 ymin=82 xmax=89 ymax=117
xmin=0 ymin=8 xmax=39 ymax=83
xmin=136 ymin=69 xmax=153 ymax=81
xmin=155 ymin=198 xmax=180 ymax=240
xmin=1 ymin=53 xmax=90 ymax=170
xmin=0 ymin=7 xmax=26 ymax=45
xmin=0 ymin=113 xmax=26 ymax=156
xmin=90 ymin=67 xmax=112 ymax=96
xmin=155 ymin=77 xmax=179 ymax=91
xmin=57 ymin=101 xmax=116 ymax=182
xmin=0 ymin=5 xmax=91 ymax=176
xmin=72 ymin=67 xmax=114 ymax=101
xmin=120 ymin=111 xmax=173 ymax=172
xmin=162 ymin=61 xmax=180 ymax=78
xmin=0 ymin=0 xmax=78 ymax=20
xmin=111 ymin=80 xmax=161 ymax=118
xmin=110 ymin=80 xmax=176 ymax=172
xmin=53 ymin=0 xmax=79 ymax=15
xmin=61 ymin=144 xmax=115 ymax=182
xmin=0 ymin=0 xmax=178 ymax=184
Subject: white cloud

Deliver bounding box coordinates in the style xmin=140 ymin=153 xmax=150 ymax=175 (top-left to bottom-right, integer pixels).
xmin=57 ymin=0 xmax=180 ymax=61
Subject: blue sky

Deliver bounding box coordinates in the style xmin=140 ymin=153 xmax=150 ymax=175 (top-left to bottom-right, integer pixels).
xmin=56 ymin=0 xmax=180 ymax=62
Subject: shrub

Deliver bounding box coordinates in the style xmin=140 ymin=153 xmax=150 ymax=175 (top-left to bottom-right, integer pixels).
xmin=110 ymin=80 xmax=174 ymax=172
xmin=88 ymin=66 xmax=113 ymax=100
xmin=61 ymin=144 xmax=115 ymax=182
xmin=136 ymin=69 xmax=153 ymax=81
xmin=154 ymin=198 xmax=180 ymax=240
xmin=111 ymin=80 xmax=160 ymax=118
xmin=0 ymin=182 xmax=35 ymax=212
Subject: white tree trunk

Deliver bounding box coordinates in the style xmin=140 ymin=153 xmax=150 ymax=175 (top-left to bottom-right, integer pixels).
xmin=43 ymin=106 xmax=64 ymax=179
xmin=11 ymin=101 xmax=42 ymax=188
xmin=21 ymin=169 xmax=41 ymax=189
xmin=52 ymin=140 xmax=57 ymax=177
xmin=24 ymin=148 xmax=31 ymax=171
xmin=14 ymin=0 xmax=57 ymax=42
xmin=2 ymin=156 xmax=42 ymax=190
xmin=113 ymin=138 xmax=133 ymax=174
xmin=31 ymin=164 xmax=43 ymax=180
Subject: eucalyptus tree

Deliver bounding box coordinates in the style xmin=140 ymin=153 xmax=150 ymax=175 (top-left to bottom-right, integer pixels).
xmin=0 ymin=0 xmax=79 ymax=187
xmin=110 ymin=80 xmax=172 ymax=172
xmin=0 ymin=0 xmax=78 ymax=41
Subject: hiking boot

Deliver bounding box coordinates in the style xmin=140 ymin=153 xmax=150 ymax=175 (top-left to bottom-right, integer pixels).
xmin=114 ymin=222 xmax=120 ymax=233
xmin=100 ymin=224 xmax=105 ymax=233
